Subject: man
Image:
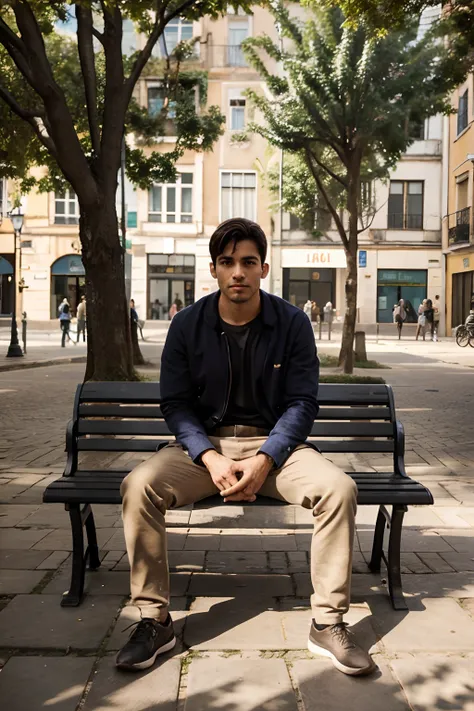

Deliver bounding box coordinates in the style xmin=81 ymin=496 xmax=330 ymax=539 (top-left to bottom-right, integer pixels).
xmin=432 ymin=295 xmax=441 ymax=341
xmin=76 ymin=295 xmax=86 ymax=343
xmin=117 ymin=218 xmax=374 ymax=676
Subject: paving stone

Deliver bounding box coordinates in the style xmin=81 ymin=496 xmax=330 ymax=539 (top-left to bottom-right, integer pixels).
xmin=32 ymin=527 xmax=117 ymax=551
xmin=101 ymin=550 xmax=124 ymax=570
xmin=369 ymin=597 xmax=474 ymax=652
xmin=288 ymin=551 xmax=309 ymax=573
xmin=0 ymin=594 xmax=123 ymax=649
xmin=169 ymin=551 xmax=205 ymax=571
xmin=167 ymin=530 xmax=188 ymax=550
xmin=19 ymin=503 xmax=70 ymax=527
xmin=0 ymin=656 xmax=93 ymax=711
xmin=82 ymin=655 xmax=180 ymax=711
xmin=42 ymin=568 xmax=131 ymax=595
xmin=417 ymin=552 xmax=457 ymax=573
xmin=401 ymin=572 xmax=474 ymax=598
xmin=434 ymin=507 xmax=473 ymax=529
xmin=0 ymin=504 xmax=39 ymax=527
xmin=357 ymin=529 xmax=455 ymax=553
xmin=0 ymin=548 xmax=50 ymax=569
xmin=219 ymin=534 xmax=263 ymax=551
xmin=188 ymin=573 xmax=293 ymax=597
xmin=268 ymin=552 xmax=288 ymax=573
xmin=261 ymin=534 xmax=298 ymax=551
xmin=295 ymin=533 xmax=312 ymax=551
xmin=185 ymin=597 xmax=282 ymax=649
xmin=439 ymin=529 xmax=474 ymax=555
xmin=461 ymin=598 xmax=474 ymax=619
xmin=0 ymin=569 xmax=46 ymax=594
xmin=185 ymin=657 xmax=298 ymax=711
xmin=0 ymin=527 xmax=50 ymax=549
xmin=400 ymin=552 xmax=433 ymax=574
xmin=391 ymin=654 xmax=474 ymax=711
xmin=106 ymin=601 xmax=188 ymax=650
xmin=440 ymin=553 xmax=474 ymax=572
xmin=184 ymin=534 xmax=221 ymax=550
xmin=205 ymin=551 xmax=268 ymax=573
xmin=293 ymin=659 xmax=409 ymax=711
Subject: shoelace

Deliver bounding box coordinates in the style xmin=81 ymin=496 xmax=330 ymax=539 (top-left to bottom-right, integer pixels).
xmin=330 ymin=623 xmax=356 ymax=650
xmin=122 ymin=619 xmax=159 ymax=642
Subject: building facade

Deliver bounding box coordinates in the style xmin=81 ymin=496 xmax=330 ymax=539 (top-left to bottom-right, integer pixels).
xmin=443 ymin=74 xmax=474 ymax=334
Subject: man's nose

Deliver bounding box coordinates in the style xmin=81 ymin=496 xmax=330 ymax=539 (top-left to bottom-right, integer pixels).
xmin=232 ymin=265 xmax=245 ymax=280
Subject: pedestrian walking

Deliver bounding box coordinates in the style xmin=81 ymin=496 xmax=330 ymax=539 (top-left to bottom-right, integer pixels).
xmin=58 ymin=298 xmax=74 ymax=347
xmin=425 ymin=299 xmax=435 ymax=341
xmin=311 ymin=301 xmax=320 ymax=323
xmin=323 ymin=301 xmax=333 ymax=323
xmin=303 ymin=299 xmax=313 ymax=320
xmin=116 ymin=217 xmax=374 ymax=677
xmin=393 ymin=298 xmax=406 ymax=340
xmin=76 ymin=295 xmax=86 ymax=343
xmin=432 ymin=294 xmax=441 ymax=341
xmin=415 ymin=299 xmax=428 ymax=341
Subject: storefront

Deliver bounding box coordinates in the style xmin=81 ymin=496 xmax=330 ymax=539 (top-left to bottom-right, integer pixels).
xmin=50 ymin=254 xmax=85 ymax=318
xmin=280 ymin=247 xmax=347 ymax=313
xmin=377 ymin=269 xmax=428 ymax=323
xmin=0 ymin=254 xmax=14 ymax=315
xmin=446 ymin=250 xmax=474 ymax=332
xmin=147 ymin=253 xmax=195 ymax=319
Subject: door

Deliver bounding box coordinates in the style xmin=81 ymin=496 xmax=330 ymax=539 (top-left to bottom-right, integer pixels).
xmin=228 ymin=20 xmax=248 ymax=66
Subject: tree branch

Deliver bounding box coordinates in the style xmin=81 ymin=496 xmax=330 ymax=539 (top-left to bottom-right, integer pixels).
xmin=91 ymin=26 xmax=105 ymax=46
xmin=308 ymin=147 xmax=347 ymax=188
xmin=304 ymin=145 xmax=349 ymax=250
xmin=76 ymin=5 xmax=101 ymax=156
xmin=0 ymin=82 xmax=58 ymax=159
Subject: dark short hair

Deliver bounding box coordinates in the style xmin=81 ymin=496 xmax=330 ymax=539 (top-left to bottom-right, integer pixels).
xmin=209 ymin=218 xmax=267 ymax=266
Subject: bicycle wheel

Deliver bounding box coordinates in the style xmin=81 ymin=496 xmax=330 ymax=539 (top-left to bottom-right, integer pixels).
xmin=456 ymin=328 xmax=469 ymax=347
xmin=469 ymin=337 xmax=474 ymax=348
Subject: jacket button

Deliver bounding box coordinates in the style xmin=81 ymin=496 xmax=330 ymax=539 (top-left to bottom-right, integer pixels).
xmin=287 ymin=447 xmax=291 ymax=451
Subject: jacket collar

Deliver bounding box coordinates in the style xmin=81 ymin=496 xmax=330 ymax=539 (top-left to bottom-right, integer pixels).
xmin=203 ymin=289 xmax=277 ymax=330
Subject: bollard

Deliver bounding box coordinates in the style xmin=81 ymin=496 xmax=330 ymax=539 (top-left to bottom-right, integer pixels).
xmin=354 ymin=331 xmax=367 ymax=362
xmin=328 ymin=320 xmax=332 ymax=341
xmin=318 ymin=319 xmax=322 ymax=340
xmin=21 ymin=311 xmax=27 ymax=355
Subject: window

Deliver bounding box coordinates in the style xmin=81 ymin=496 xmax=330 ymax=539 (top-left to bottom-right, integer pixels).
xmin=409 ymin=118 xmax=425 ymax=140
xmin=148 ymin=173 xmax=193 ymax=223
xmin=387 ymin=180 xmax=423 ymax=230
xmin=457 ymin=90 xmax=469 ymax=135
xmin=228 ymin=19 xmax=248 ymax=66
xmin=148 ymin=86 xmax=176 ymax=119
xmin=55 ymin=189 xmax=79 ymax=225
xmin=221 ymin=171 xmax=256 ymax=221
xmin=377 ymin=269 xmax=427 ymax=323
xmin=229 ymin=98 xmax=245 ymax=130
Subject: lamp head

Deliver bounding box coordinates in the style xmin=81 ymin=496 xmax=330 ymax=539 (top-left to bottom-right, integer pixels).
xmin=10 ymin=210 xmax=24 ymax=233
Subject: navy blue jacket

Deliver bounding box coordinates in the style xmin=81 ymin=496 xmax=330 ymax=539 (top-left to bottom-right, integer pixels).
xmin=160 ymin=290 xmax=320 ymax=468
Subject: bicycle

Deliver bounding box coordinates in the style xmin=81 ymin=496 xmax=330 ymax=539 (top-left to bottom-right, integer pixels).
xmin=455 ymin=324 xmax=474 ymax=347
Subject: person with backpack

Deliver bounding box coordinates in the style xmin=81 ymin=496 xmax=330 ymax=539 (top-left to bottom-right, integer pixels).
xmin=58 ymin=298 xmax=74 ymax=347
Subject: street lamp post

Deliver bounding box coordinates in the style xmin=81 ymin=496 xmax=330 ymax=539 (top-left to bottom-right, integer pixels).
xmin=6 ymin=209 xmax=24 ymax=358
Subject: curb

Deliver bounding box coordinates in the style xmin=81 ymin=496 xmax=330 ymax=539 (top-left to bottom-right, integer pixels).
xmin=0 ymin=355 xmax=87 ymax=373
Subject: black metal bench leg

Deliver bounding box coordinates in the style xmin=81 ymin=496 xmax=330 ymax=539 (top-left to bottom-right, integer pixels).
xmin=368 ymin=506 xmax=386 ymax=573
xmin=84 ymin=507 xmax=101 ymax=570
xmin=387 ymin=505 xmax=408 ymax=611
xmin=61 ymin=504 xmax=86 ymax=607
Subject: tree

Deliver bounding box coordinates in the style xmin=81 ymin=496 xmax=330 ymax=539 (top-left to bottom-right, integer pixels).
xmin=314 ymin=0 xmax=474 ymax=76
xmin=241 ymin=2 xmax=458 ymax=372
xmin=0 ymin=1 xmax=259 ymax=381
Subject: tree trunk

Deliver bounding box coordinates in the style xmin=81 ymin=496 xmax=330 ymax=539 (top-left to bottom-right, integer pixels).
xmin=80 ymin=200 xmax=136 ymax=381
xmin=131 ymin=319 xmax=146 ymax=366
xmin=338 ymin=166 xmax=360 ymax=374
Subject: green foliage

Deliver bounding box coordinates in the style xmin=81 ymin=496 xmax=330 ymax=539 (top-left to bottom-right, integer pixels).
xmin=241 ymin=2 xmax=459 ymax=243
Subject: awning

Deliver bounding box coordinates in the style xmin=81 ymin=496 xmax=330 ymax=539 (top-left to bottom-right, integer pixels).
xmin=0 ymin=256 xmax=13 ymax=275
xmin=51 ymin=254 xmax=85 ymax=276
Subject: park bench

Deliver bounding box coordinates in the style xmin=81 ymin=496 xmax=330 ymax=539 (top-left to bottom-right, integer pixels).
xmin=43 ymin=382 xmax=433 ymax=611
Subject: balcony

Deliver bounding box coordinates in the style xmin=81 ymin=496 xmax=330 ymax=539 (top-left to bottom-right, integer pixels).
xmin=448 ymin=207 xmax=471 ymax=246
xmin=205 ymin=44 xmax=248 ymax=69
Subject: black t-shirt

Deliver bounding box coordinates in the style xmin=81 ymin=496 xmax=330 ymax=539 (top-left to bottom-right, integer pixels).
xmin=218 ymin=315 xmax=270 ymax=429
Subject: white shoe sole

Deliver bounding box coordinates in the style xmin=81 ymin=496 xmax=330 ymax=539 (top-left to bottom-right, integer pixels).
xmin=116 ymin=636 xmax=176 ymax=671
xmin=308 ymin=639 xmax=375 ymax=676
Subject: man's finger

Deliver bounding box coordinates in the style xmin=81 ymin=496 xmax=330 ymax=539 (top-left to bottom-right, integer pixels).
xmin=223 ymin=493 xmax=256 ymax=502
xmin=220 ymin=473 xmax=251 ymax=497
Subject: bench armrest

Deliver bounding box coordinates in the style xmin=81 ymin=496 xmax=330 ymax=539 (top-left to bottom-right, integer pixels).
xmin=64 ymin=419 xmax=78 ymax=477
xmin=394 ymin=419 xmax=408 ymax=478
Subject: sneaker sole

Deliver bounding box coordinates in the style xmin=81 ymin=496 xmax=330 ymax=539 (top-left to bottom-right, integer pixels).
xmin=116 ymin=636 xmax=176 ymax=671
xmin=307 ymin=639 xmax=375 ymax=676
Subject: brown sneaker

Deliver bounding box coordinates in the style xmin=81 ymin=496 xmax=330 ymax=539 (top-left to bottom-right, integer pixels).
xmin=308 ymin=621 xmax=376 ymax=676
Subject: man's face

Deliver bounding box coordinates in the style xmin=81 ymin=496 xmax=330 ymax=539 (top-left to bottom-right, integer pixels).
xmin=210 ymin=239 xmax=269 ymax=304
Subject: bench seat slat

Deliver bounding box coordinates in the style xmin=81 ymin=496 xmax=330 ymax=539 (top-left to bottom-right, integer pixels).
xmin=79 ymin=405 xmax=163 ymax=418
xmin=317 ymin=407 xmax=391 ymax=420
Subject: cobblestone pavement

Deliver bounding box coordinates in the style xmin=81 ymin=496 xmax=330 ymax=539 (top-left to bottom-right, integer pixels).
xmin=0 ymin=349 xmax=474 ymax=709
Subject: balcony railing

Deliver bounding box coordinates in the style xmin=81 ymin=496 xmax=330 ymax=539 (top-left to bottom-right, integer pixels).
xmin=387 ymin=213 xmax=423 ymax=230
xmin=206 ymin=44 xmax=248 ymax=68
xmin=448 ymin=207 xmax=471 ymax=246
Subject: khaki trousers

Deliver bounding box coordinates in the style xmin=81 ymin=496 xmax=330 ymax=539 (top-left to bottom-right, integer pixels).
xmin=121 ymin=436 xmax=357 ymax=624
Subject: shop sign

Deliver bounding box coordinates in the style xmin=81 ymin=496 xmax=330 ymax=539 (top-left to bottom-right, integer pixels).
xmin=281 ymin=248 xmax=347 ymax=269
xmin=463 ymin=257 xmax=470 ymax=269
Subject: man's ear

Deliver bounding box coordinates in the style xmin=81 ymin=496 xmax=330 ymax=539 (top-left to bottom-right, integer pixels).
xmin=262 ymin=262 xmax=270 ymax=280
xmin=209 ymin=261 xmax=217 ymax=279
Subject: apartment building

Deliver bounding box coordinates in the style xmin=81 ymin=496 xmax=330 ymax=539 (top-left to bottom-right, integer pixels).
xmin=443 ymin=74 xmax=474 ymax=333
